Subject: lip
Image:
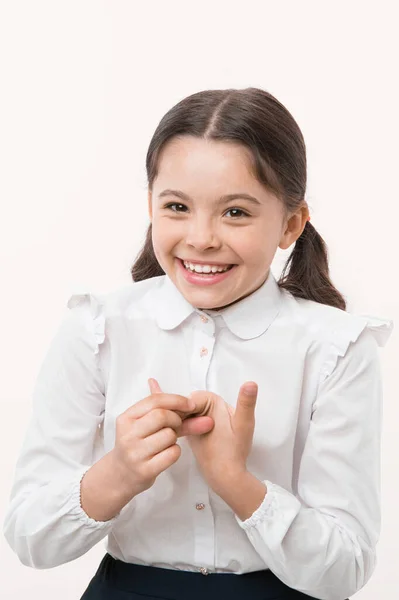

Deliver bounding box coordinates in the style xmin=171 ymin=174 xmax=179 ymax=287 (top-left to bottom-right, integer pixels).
xmin=176 ymin=258 xmax=237 ymax=286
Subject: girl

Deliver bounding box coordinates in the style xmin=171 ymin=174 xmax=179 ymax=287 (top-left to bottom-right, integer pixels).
xmin=3 ymin=87 xmax=393 ymax=600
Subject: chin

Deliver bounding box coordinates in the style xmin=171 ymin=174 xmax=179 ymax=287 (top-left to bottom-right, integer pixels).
xmin=189 ymin=292 xmax=237 ymax=311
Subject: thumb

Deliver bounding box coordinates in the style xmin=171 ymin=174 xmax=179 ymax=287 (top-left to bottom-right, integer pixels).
xmin=233 ymin=382 xmax=258 ymax=430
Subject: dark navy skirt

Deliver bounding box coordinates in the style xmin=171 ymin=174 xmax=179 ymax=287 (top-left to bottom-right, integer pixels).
xmin=79 ymin=552 xmax=348 ymax=599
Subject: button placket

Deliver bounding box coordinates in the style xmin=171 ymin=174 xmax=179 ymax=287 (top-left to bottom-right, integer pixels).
xmin=187 ymin=320 xmax=215 ymax=573
xmin=190 ymin=321 xmax=215 ymax=391
xmin=189 ymin=461 xmax=214 ymax=573
xmin=197 ymin=312 xmax=214 ymax=333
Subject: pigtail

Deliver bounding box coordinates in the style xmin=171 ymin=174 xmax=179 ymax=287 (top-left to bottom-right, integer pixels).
xmin=131 ymin=224 xmax=164 ymax=282
xmin=278 ymin=221 xmax=346 ymax=310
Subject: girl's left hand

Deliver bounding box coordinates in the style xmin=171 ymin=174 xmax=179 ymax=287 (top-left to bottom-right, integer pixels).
xmin=148 ymin=379 xmax=258 ymax=495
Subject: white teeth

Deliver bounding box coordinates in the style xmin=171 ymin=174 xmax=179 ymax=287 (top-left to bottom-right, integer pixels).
xmin=183 ymin=261 xmax=231 ymax=274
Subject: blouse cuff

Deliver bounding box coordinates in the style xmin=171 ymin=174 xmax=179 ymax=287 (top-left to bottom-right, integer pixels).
xmin=235 ymin=480 xmax=301 ymax=531
xmin=68 ymin=466 xmax=121 ymax=528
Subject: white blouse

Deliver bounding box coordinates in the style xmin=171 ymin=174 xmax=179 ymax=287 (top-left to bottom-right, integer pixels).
xmin=3 ymin=270 xmax=393 ymax=600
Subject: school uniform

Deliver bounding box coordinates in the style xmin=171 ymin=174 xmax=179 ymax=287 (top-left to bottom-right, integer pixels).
xmin=3 ymin=270 xmax=393 ymax=600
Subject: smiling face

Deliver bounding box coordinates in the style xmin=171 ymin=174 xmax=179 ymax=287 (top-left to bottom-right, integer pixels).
xmin=148 ymin=135 xmax=308 ymax=310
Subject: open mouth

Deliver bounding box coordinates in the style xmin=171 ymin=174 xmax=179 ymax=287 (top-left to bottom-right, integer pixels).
xmin=177 ymin=258 xmax=237 ymax=286
xmin=181 ymin=259 xmax=235 ymax=275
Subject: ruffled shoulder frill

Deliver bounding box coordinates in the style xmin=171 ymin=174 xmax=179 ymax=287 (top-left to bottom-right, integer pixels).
xmin=320 ymin=313 xmax=394 ymax=382
xmin=66 ymin=293 xmax=105 ymax=357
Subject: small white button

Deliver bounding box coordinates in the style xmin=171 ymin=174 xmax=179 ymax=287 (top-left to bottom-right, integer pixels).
xmin=200 ymin=314 xmax=209 ymax=323
xmin=196 ymin=503 xmax=205 ymax=510
xmin=199 ymin=567 xmax=209 ymax=576
xmin=200 ymin=347 xmax=208 ymax=357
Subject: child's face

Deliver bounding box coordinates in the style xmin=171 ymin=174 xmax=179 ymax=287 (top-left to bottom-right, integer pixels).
xmin=148 ymin=135 xmax=304 ymax=310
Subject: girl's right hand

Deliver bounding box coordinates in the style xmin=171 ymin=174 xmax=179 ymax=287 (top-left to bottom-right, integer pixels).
xmin=110 ymin=390 xmax=214 ymax=496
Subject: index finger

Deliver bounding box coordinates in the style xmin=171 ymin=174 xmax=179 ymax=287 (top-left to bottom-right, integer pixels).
xmin=148 ymin=378 xmax=162 ymax=395
xmin=148 ymin=377 xmax=196 ymax=419
xmin=121 ymin=392 xmax=194 ymax=421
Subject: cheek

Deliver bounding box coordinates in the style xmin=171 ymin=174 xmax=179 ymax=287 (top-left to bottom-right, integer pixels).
xmin=152 ymin=219 xmax=179 ymax=254
xmin=232 ymin=232 xmax=274 ymax=265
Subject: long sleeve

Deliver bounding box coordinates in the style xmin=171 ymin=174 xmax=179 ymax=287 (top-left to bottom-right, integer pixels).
xmin=3 ymin=294 xmax=118 ymax=569
xmin=235 ymin=322 xmax=391 ymax=600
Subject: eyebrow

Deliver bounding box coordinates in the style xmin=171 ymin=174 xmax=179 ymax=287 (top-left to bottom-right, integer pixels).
xmin=157 ymin=189 xmax=262 ymax=206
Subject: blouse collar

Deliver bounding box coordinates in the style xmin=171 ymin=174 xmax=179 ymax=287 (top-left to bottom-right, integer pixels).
xmin=152 ymin=269 xmax=283 ymax=340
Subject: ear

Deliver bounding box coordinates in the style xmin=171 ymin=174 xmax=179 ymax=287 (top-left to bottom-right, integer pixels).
xmin=279 ymin=204 xmax=309 ymax=250
xmin=148 ymin=189 xmax=153 ymax=221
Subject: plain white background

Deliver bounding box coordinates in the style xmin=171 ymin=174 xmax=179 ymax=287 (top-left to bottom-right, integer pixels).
xmin=0 ymin=1 xmax=397 ymax=598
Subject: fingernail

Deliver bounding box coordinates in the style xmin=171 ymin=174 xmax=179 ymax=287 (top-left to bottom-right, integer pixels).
xmin=242 ymin=383 xmax=257 ymax=394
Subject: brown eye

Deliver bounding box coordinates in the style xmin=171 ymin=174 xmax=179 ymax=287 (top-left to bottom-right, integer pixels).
xmin=164 ymin=203 xmax=188 ymax=213
xmin=225 ymin=208 xmax=249 ymax=218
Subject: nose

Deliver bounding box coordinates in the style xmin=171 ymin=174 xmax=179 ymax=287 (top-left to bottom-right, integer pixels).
xmin=185 ymin=217 xmax=221 ymax=251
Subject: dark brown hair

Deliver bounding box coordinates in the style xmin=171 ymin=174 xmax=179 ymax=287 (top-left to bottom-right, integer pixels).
xmin=131 ymin=87 xmax=346 ymax=310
